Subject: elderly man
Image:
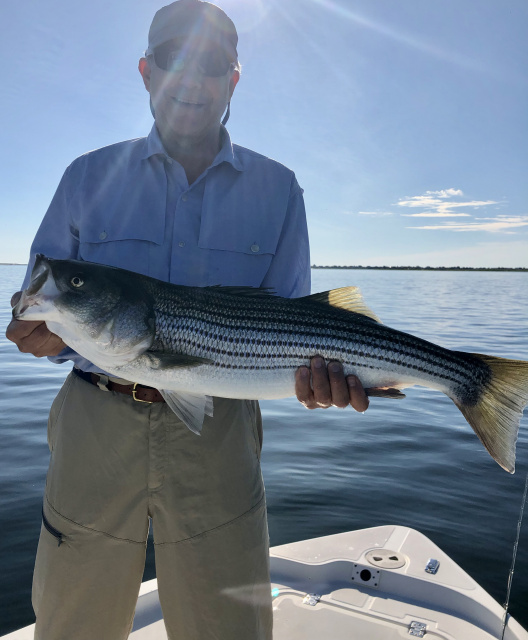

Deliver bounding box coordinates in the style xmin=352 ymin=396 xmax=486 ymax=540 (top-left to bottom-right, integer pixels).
xmin=6 ymin=1 xmax=368 ymax=639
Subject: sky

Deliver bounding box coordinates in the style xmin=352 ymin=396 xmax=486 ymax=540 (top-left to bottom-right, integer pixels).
xmin=1 ymin=0 xmax=527 ymax=267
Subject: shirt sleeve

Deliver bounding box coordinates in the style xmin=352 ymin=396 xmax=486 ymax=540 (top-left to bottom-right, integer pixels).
xmin=21 ymin=164 xmax=81 ymax=365
xmin=21 ymin=164 xmax=80 ymax=290
xmin=261 ymin=176 xmax=311 ymax=298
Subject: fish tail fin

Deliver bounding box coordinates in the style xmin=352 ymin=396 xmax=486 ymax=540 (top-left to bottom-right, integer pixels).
xmin=453 ymin=354 xmax=528 ymax=474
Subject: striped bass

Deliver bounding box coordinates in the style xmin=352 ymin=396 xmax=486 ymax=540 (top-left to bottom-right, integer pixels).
xmin=14 ymin=255 xmax=528 ymax=473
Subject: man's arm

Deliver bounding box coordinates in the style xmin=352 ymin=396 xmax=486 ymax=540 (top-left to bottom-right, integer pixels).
xmin=5 ymin=165 xmax=78 ymax=358
xmin=262 ymin=176 xmax=369 ymax=412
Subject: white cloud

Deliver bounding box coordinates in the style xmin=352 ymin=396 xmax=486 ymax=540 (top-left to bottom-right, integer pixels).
xmin=425 ymin=188 xmax=464 ymax=198
xmin=402 ymin=212 xmax=471 ymax=218
xmin=390 ymin=188 xmax=527 ymax=234
xmin=396 ymin=188 xmax=499 ymax=217
xmin=410 ymin=216 xmax=528 ymax=233
xmin=398 ymin=197 xmax=497 ymax=215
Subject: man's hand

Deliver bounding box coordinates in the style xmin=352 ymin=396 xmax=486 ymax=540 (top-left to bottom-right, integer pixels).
xmin=5 ymin=291 xmax=66 ymax=358
xmin=295 ymin=357 xmax=369 ymax=412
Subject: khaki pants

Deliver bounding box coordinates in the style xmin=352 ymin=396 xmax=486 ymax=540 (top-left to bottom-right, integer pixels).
xmin=32 ymin=372 xmax=272 ymax=640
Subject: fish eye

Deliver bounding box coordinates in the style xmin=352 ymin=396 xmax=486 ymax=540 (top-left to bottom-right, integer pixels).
xmin=71 ymin=276 xmax=84 ymax=288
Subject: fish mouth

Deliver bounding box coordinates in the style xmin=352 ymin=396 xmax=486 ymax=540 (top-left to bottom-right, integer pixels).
xmin=13 ymin=295 xmax=36 ymax=318
xmin=13 ymin=256 xmax=56 ymax=320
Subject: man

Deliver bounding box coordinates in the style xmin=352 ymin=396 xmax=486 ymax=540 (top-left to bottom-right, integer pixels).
xmin=6 ymin=2 xmax=368 ymax=638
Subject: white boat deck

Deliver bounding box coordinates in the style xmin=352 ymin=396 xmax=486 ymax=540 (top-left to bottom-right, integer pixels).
xmin=3 ymin=525 xmax=526 ymax=640
xmin=270 ymin=525 xmax=526 ymax=640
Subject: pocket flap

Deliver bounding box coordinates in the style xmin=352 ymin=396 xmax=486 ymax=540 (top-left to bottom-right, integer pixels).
xmin=198 ymin=166 xmax=293 ymax=255
xmin=80 ymin=212 xmax=165 ymax=245
xmin=75 ymin=164 xmax=167 ymax=246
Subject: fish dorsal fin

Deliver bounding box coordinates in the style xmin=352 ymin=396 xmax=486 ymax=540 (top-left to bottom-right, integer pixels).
xmin=204 ymin=285 xmax=276 ymax=298
xmin=307 ymin=287 xmax=382 ymax=323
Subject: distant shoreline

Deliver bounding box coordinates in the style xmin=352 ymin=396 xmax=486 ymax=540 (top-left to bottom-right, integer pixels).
xmin=312 ymin=265 xmax=528 ymax=272
xmin=2 ymin=263 xmax=526 ymax=272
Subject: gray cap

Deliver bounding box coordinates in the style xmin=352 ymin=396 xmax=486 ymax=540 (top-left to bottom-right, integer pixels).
xmin=148 ymin=0 xmax=238 ymax=59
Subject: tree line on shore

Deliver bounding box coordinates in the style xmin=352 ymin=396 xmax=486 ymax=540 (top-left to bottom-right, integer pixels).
xmin=312 ymin=265 xmax=528 ymax=272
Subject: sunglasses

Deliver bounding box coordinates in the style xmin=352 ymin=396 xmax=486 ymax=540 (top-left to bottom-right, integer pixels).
xmin=147 ymin=39 xmax=235 ymax=77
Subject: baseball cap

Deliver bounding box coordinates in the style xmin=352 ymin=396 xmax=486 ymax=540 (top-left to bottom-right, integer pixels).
xmin=148 ymin=0 xmax=238 ymax=60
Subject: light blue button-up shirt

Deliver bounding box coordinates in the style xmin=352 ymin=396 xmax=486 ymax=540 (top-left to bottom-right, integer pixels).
xmin=23 ymin=125 xmax=311 ymax=373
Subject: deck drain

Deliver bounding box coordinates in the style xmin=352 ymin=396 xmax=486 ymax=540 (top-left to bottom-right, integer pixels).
xmin=365 ymin=549 xmax=407 ymax=569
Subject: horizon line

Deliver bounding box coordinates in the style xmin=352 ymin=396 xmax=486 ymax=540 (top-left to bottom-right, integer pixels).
xmin=2 ymin=263 xmax=527 ymax=272
xmin=312 ymin=265 xmax=528 ymax=271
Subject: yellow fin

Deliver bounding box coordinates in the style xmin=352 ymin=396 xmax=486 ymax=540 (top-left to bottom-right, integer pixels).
xmin=454 ymin=354 xmax=528 ymax=474
xmin=307 ymin=287 xmax=382 ymax=323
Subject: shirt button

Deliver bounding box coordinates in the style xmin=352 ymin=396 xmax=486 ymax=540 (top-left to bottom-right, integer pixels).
xmin=99 ymin=231 xmax=107 ymax=240
xmin=182 ymin=194 xmax=188 ymax=202
xmin=251 ymin=244 xmax=260 ymax=253
xmin=179 ymin=241 xmax=185 ymax=247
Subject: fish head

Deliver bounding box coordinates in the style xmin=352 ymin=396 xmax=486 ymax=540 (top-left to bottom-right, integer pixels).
xmin=14 ymin=255 xmax=156 ymax=364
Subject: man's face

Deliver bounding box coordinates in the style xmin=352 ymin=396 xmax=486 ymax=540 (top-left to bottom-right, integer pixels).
xmin=139 ymin=35 xmax=239 ymax=143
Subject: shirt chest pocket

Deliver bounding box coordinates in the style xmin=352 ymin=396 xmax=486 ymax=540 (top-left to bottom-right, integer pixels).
xmin=199 ymin=168 xmax=289 ymax=254
xmin=196 ymin=173 xmax=288 ymax=286
xmin=198 ymin=227 xmax=277 ymax=257
xmin=78 ymin=210 xmax=165 ymax=275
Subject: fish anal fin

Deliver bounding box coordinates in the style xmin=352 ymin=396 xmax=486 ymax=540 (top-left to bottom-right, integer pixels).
xmin=159 ymin=390 xmax=214 ymax=434
xmin=365 ymin=387 xmax=406 ymax=399
xmin=306 ymin=287 xmax=381 ymax=323
xmin=144 ymin=352 xmax=213 ymax=369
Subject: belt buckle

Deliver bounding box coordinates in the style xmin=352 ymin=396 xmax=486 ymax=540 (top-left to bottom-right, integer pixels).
xmin=132 ymin=382 xmax=153 ymax=403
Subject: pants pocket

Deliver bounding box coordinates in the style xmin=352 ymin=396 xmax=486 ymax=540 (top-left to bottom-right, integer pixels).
xmin=33 ymin=501 xmax=147 ymax=640
xmin=41 ymin=506 xmax=64 ymax=547
xmin=47 ymin=372 xmax=75 ymax=452
xmin=246 ymin=399 xmax=263 ymax=459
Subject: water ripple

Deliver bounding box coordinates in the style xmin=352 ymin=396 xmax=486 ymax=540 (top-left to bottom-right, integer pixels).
xmin=1 ymin=266 xmax=527 ymax=633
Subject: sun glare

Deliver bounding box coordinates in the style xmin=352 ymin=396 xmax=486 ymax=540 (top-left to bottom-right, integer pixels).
xmin=305 ymin=0 xmax=492 ymax=76
xmin=221 ymin=0 xmax=272 ymax=34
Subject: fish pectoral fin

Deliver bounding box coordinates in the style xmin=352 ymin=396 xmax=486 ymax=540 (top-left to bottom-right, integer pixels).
xmin=306 ymin=287 xmax=382 ymax=323
xmin=144 ymin=351 xmax=213 ymax=369
xmin=159 ymin=390 xmax=214 ymax=434
xmin=365 ymin=387 xmax=406 ymax=399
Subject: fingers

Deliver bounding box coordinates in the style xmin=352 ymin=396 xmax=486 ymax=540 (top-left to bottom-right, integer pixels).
xmin=295 ymin=357 xmax=369 ymax=412
xmin=328 ymin=361 xmax=353 ymax=408
xmin=29 ymin=326 xmax=66 ymax=357
xmin=294 ymin=357 xmax=342 ymax=409
xmin=295 ymin=366 xmax=316 ymax=408
xmin=5 ymin=318 xmax=66 ymax=357
xmin=6 ymin=317 xmax=40 ymax=344
xmin=346 ymin=375 xmax=369 ymax=412
xmin=311 ymin=356 xmax=333 ymax=407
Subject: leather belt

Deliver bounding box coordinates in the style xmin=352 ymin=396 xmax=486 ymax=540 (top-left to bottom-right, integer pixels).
xmin=72 ymin=367 xmax=165 ymax=403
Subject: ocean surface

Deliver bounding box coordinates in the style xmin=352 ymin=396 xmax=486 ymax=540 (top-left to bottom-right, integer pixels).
xmin=1 ymin=265 xmax=527 ymax=634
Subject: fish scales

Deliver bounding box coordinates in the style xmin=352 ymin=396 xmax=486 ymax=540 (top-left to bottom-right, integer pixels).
xmin=14 ymin=255 xmax=528 ymax=473
xmin=149 ymin=283 xmax=490 ymax=401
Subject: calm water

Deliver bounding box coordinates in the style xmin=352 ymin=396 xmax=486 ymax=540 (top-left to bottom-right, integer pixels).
xmin=1 ymin=265 xmax=527 ymax=634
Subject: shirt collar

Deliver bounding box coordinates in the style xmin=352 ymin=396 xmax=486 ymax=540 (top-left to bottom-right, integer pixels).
xmin=141 ymin=124 xmax=168 ymax=160
xmin=141 ymin=123 xmax=243 ymax=172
